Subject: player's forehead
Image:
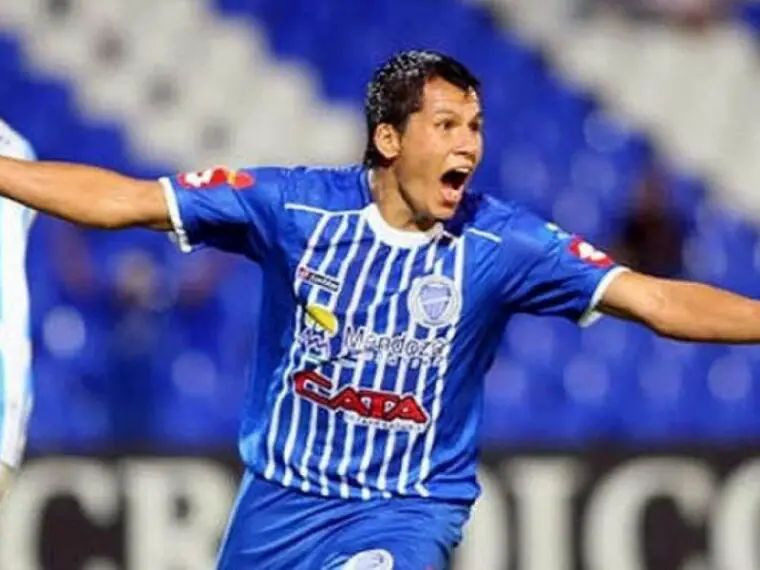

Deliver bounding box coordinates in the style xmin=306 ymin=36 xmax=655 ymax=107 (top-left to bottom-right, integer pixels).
xmin=419 ymin=77 xmax=481 ymax=119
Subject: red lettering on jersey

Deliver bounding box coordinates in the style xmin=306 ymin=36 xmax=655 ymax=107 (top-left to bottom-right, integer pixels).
xmin=384 ymin=395 xmax=429 ymax=424
xmin=293 ymin=370 xmax=331 ymax=406
xmin=293 ymin=371 xmax=429 ymax=428
xmin=331 ymin=387 xmax=370 ymax=417
xmin=177 ymin=167 xmax=254 ymax=190
xmin=361 ymin=390 xmax=400 ymax=419
xmin=568 ymin=236 xmax=614 ymax=268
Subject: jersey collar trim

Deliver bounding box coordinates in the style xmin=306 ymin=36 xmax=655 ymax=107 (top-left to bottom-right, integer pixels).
xmin=362 ymin=204 xmax=443 ymax=248
xmin=362 ymin=169 xmax=444 ymax=248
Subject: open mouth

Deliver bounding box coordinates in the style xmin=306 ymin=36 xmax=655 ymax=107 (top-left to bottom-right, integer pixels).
xmin=440 ymin=167 xmax=471 ymax=204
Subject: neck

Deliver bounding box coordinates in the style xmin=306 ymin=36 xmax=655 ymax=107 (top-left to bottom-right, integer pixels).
xmin=368 ymin=167 xmax=437 ymax=232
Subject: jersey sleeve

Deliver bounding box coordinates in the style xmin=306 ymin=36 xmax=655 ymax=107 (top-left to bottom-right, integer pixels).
xmin=158 ymin=166 xmax=290 ymax=260
xmin=0 ymin=120 xmax=35 ymax=468
xmin=0 ymin=119 xmax=36 ymax=161
xmin=498 ymin=212 xmax=628 ymax=327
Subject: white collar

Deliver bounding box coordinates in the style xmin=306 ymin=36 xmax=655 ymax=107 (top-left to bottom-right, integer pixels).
xmin=362 ymin=203 xmax=444 ymax=248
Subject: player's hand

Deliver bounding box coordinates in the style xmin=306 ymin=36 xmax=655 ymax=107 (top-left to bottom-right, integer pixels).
xmin=0 ymin=119 xmax=36 ymax=161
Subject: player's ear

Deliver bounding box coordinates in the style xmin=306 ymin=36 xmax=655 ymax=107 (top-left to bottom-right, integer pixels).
xmin=373 ymin=123 xmax=401 ymax=162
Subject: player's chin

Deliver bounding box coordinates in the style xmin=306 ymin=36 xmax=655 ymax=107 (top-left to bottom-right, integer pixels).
xmin=432 ymin=200 xmax=460 ymax=221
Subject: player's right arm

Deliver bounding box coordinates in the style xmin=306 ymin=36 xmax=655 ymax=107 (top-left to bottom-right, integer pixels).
xmin=0 ymin=151 xmax=290 ymax=262
xmin=0 ymin=157 xmax=171 ymax=230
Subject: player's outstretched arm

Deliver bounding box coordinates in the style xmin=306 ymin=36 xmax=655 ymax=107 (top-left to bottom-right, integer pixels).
xmin=0 ymin=157 xmax=171 ymax=230
xmin=598 ymin=271 xmax=760 ymax=343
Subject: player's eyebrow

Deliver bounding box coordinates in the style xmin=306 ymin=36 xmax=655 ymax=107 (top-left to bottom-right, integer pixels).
xmin=432 ymin=109 xmax=483 ymax=122
xmin=432 ymin=108 xmax=459 ymax=117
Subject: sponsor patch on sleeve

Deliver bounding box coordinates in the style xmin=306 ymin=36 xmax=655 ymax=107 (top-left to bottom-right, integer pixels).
xmin=545 ymin=222 xmax=614 ymax=268
xmin=567 ymin=236 xmax=614 ymax=268
xmin=177 ymin=167 xmax=255 ymax=190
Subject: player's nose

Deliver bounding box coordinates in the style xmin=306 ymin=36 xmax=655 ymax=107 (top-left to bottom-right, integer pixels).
xmin=453 ymin=141 xmax=479 ymax=165
xmin=455 ymin=131 xmax=481 ymax=161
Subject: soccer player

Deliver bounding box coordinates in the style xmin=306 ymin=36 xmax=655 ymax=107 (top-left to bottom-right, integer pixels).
xmin=0 ymin=120 xmax=36 ymax=504
xmin=1 ymin=50 xmax=760 ymax=568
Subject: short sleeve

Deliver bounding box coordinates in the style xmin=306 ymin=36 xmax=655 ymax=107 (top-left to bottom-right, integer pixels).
xmin=499 ymin=213 xmax=628 ymax=327
xmin=159 ymin=166 xmax=289 ymax=260
xmin=0 ymin=119 xmax=36 ymax=161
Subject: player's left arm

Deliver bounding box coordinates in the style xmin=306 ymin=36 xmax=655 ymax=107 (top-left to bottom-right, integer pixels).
xmin=598 ymin=271 xmax=760 ymax=343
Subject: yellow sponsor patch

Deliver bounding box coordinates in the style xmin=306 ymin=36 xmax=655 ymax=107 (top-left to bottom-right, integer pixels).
xmin=305 ymin=304 xmax=339 ymax=336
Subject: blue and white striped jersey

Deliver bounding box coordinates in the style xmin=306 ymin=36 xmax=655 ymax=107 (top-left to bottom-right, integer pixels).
xmin=160 ymin=165 xmax=624 ymax=503
xmin=0 ymin=120 xmax=36 ymax=469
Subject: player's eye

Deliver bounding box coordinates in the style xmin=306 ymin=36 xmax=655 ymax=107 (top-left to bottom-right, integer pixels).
xmin=469 ymin=120 xmax=483 ymax=134
xmin=436 ymin=119 xmax=457 ymax=132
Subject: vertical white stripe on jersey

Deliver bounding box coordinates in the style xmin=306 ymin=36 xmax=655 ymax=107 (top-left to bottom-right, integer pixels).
xmin=0 ymin=200 xmax=33 ymax=467
xmin=316 ymin=217 xmax=368 ymax=496
xmin=264 ymin=212 xmax=333 ymax=483
xmin=295 ymin=213 xmax=354 ymax=493
xmin=356 ymin=247 xmax=416 ymax=499
xmin=396 ymin=238 xmax=456 ymax=495
xmin=377 ymin=241 xmax=440 ymax=494
xmin=349 ymin=245 xmax=400 ymax=499
xmin=334 ymin=238 xmax=386 ymax=499
xmin=415 ymin=236 xmax=466 ymax=496
xmin=280 ymin=214 xmax=351 ymax=488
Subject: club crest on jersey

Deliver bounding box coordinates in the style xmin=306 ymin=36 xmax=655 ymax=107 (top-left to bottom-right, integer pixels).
xmin=408 ymin=275 xmax=461 ymax=328
xmin=177 ymin=166 xmax=254 ymax=190
xmin=343 ymin=549 xmax=395 ymax=570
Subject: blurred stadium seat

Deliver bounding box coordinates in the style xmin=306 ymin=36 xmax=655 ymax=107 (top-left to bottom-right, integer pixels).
xmin=1 ymin=0 xmax=759 ymax=451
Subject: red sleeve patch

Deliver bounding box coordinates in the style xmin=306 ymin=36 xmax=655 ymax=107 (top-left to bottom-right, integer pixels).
xmin=177 ymin=167 xmax=255 ymax=190
xmin=568 ymin=235 xmax=614 ymax=268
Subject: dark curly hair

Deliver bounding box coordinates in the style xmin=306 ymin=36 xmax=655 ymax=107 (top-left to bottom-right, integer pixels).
xmin=363 ymin=50 xmax=480 ymax=167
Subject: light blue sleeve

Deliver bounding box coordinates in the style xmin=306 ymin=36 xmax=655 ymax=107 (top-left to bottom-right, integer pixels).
xmin=0 ymin=119 xmax=36 ymax=161
xmin=0 ymin=119 xmax=36 ymax=467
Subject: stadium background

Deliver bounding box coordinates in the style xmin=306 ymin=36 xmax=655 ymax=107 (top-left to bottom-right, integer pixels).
xmin=3 ymin=0 xmax=760 ymax=568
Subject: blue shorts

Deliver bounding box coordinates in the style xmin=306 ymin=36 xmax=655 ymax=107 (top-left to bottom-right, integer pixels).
xmin=217 ymin=470 xmax=471 ymax=570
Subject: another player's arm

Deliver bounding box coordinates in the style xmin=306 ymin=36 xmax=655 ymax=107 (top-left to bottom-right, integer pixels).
xmin=598 ymin=271 xmax=760 ymax=343
xmin=0 ymin=157 xmax=170 ymax=230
